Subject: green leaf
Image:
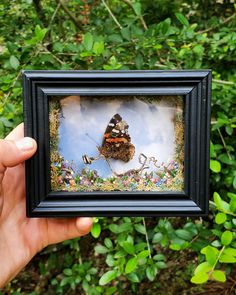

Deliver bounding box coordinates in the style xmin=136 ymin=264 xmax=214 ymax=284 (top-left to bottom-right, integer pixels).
xmin=104 ymin=238 xmax=113 ymax=249
xmin=135 ymin=54 xmax=143 ymax=70
xmin=121 ymin=27 xmax=131 ymax=41
xmin=127 ymin=273 xmax=139 ymax=283
xmin=218 ymin=153 xmax=234 ymax=165
xmin=137 ymin=250 xmax=149 ymax=259
xmin=134 ymin=223 xmax=146 ymax=235
xmin=175 ymin=229 xmax=194 ymax=241
xmin=210 ymin=141 xmax=215 ymax=157
xmin=191 ymin=273 xmax=209 ymax=284
xmin=83 ymin=33 xmax=93 ymax=51
xmin=215 ymin=212 xmax=227 ymax=224
xmin=122 ymin=241 xmax=135 ymax=255
xmin=221 ymin=231 xmax=233 ymax=246
xmin=93 ymin=41 xmax=105 ymax=55
xmin=175 ymin=12 xmax=189 ymax=26
xmin=169 ymin=243 xmax=181 ymax=251
xmin=211 ymin=270 xmax=226 ymax=282
xmin=109 ymin=224 xmax=120 ymax=233
xmin=35 ymin=24 xmax=47 ymax=41
xmin=194 ymin=262 xmax=212 ymax=275
xmin=153 ymin=254 xmax=165 ymax=261
xmin=95 ymin=245 xmax=109 ymax=254
xmin=63 ymin=268 xmax=73 ymax=276
xmin=91 ymin=223 xmax=101 ymax=238
xmin=213 ymin=192 xmax=230 ymax=211
xmin=99 ymin=270 xmax=117 ymax=286
xmin=225 ymin=125 xmax=233 ymax=135
xmin=230 ymin=198 xmax=236 ymax=212
xmin=219 ymin=254 xmax=236 ymax=263
xmin=146 ymin=265 xmax=157 ymax=281
xmin=205 ymin=246 xmax=218 ymax=266
xmin=9 ymin=55 xmax=20 ymax=70
xmin=125 ymin=256 xmax=138 ymax=274
xmin=223 ymin=247 xmax=236 ymax=256
xmin=132 ymin=2 xmax=142 ymax=16
xmin=152 ymin=232 xmax=163 ymax=243
xmin=156 ymin=261 xmax=167 ymax=269
xmin=210 ymin=160 xmax=221 ymax=173
xmin=211 ymin=240 xmax=222 ymax=248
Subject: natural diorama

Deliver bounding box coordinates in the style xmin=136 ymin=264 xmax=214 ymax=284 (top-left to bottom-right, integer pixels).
xmin=0 ymin=1 xmax=236 ymax=294
xmin=50 ymin=95 xmax=184 ymax=192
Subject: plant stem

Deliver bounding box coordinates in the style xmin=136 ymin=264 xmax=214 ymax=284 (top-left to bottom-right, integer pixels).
xmin=142 ymin=218 xmax=152 ymax=259
xmin=217 ymin=128 xmax=232 ymax=160
xmin=122 ymin=0 xmax=148 ymax=30
xmin=196 ymin=13 xmax=236 ymax=35
xmin=59 ymin=0 xmax=82 ymax=29
xmin=212 ymin=78 xmax=235 ymax=86
xmin=208 ymin=246 xmax=225 ymax=278
xmin=101 ymin=0 xmax=123 ymax=29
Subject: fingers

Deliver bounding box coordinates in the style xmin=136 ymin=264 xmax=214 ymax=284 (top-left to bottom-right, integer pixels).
xmin=45 ymin=217 xmax=93 ymax=246
xmin=0 ymin=137 xmax=37 ymax=174
xmin=5 ymin=123 xmax=24 ymax=141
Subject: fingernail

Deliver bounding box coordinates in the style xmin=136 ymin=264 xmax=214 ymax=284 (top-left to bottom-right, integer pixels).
xmin=16 ymin=137 xmax=34 ymax=151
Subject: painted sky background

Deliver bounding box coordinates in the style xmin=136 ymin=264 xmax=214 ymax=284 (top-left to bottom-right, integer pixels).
xmin=57 ymin=96 xmax=179 ymax=177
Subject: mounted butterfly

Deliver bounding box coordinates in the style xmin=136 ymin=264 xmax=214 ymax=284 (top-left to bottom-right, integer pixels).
xmin=82 ymin=113 xmax=135 ymax=165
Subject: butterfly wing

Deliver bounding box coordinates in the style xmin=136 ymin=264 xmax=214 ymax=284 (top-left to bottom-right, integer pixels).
xmin=100 ymin=113 xmax=135 ymax=162
xmin=102 ymin=113 xmax=130 ymax=145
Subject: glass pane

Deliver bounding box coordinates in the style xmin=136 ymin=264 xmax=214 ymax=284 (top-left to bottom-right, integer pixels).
xmin=49 ymin=95 xmax=184 ymax=192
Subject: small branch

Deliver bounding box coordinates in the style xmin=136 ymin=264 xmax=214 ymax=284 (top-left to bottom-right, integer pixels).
xmin=196 ymin=13 xmax=236 ymax=35
xmin=217 ymin=128 xmax=232 ymax=160
xmin=101 ymin=0 xmax=123 ymax=29
xmin=212 ymin=78 xmax=235 ymax=86
xmin=142 ymin=218 xmax=152 ymax=259
xmin=42 ymin=46 xmax=65 ymax=65
xmin=33 ymin=0 xmax=47 ymax=26
xmin=208 ymin=246 xmax=225 ymax=278
xmin=59 ymin=0 xmax=83 ymax=29
xmin=122 ymin=0 xmax=148 ymax=30
xmin=48 ymin=1 xmax=61 ymax=29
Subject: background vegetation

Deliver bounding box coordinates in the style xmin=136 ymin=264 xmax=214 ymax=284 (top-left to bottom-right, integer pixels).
xmin=0 ymin=0 xmax=235 ymax=294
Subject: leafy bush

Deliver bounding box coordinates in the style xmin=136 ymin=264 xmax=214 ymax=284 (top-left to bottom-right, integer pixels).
xmin=0 ymin=0 xmax=235 ymax=293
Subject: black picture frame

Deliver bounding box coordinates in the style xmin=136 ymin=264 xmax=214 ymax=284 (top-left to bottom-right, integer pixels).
xmin=23 ymin=70 xmax=211 ymax=217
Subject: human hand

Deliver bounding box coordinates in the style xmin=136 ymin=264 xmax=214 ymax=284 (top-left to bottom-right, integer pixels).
xmin=0 ymin=124 xmax=93 ymax=288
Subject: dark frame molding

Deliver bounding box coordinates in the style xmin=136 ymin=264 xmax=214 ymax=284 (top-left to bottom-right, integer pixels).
xmin=23 ymin=70 xmax=211 ymax=217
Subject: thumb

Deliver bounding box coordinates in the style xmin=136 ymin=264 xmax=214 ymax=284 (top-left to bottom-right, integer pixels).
xmin=0 ymin=137 xmax=37 ymax=174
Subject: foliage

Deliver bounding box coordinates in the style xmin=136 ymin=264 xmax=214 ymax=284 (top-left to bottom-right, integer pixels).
xmin=0 ymin=0 xmax=236 ymax=293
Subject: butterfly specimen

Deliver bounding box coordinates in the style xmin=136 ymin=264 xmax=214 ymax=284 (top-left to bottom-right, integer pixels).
xmin=82 ymin=113 xmax=135 ymax=164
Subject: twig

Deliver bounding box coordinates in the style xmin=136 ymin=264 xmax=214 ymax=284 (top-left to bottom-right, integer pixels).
xmin=217 ymin=128 xmax=232 ymax=160
xmin=212 ymin=78 xmax=235 ymax=86
xmin=42 ymin=46 xmax=65 ymax=65
xmin=208 ymin=246 xmax=225 ymax=278
xmin=142 ymin=218 xmax=152 ymax=259
xmin=101 ymin=0 xmax=123 ymax=29
xmin=59 ymin=0 xmax=83 ymax=29
xmin=122 ymin=0 xmax=148 ymax=30
xmin=48 ymin=1 xmax=61 ymax=29
xmin=196 ymin=13 xmax=236 ymax=35
xmin=33 ymin=0 xmax=47 ymax=26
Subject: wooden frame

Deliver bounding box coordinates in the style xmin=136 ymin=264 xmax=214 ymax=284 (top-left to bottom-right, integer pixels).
xmin=23 ymin=70 xmax=211 ymax=217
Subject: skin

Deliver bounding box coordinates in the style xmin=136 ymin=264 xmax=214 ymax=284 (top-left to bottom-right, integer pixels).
xmin=0 ymin=124 xmax=93 ymax=288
